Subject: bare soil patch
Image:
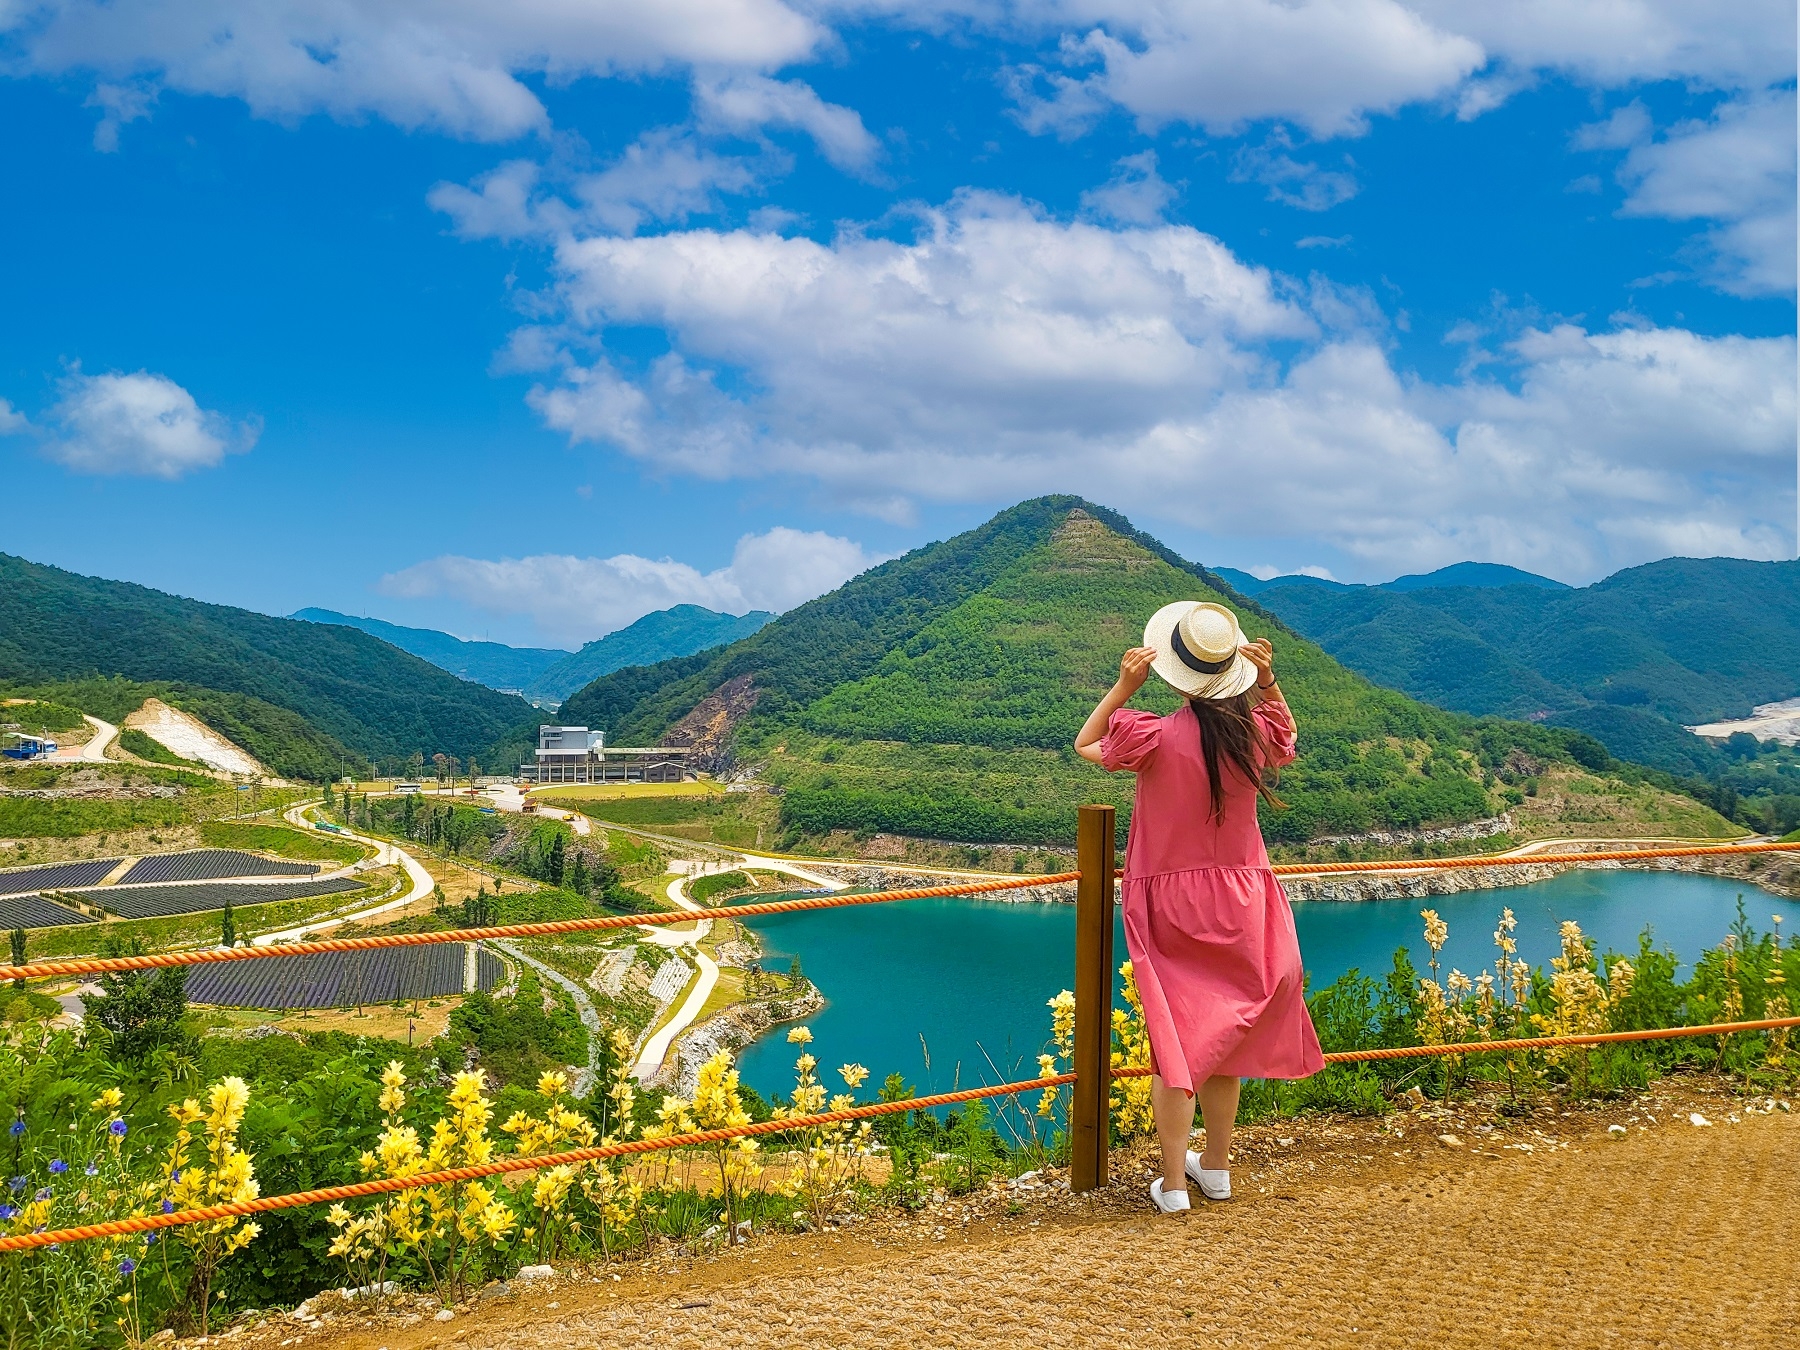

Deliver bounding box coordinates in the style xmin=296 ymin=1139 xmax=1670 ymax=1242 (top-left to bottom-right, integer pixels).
xmin=209 ymin=1075 xmax=1796 ymax=1350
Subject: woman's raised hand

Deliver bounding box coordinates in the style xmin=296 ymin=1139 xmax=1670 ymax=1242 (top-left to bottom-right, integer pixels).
xmin=1240 ymin=637 xmax=1275 ymax=688
xmin=1118 ymin=645 xmax=1157 ymax=695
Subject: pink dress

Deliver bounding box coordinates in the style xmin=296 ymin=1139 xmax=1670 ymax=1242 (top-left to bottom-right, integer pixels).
xmin=1100 ymin=697 xmax=1324 ymax=1093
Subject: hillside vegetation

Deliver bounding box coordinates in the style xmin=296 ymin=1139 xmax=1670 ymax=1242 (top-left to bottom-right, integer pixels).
xmin=4 ymin=676 xmax=360 ymax=782
xmin=292 ymin=609 xmax=565 ymax=691
xmin=0 ymin=553 xmax=537 ymax=770
xmin=1253 ymin=558 xmax=1800 ymax=835
xmin=565 ymin=499 xmax=1713 ymax=848
xmin=525 ymin=604 xmax=774 ymax=704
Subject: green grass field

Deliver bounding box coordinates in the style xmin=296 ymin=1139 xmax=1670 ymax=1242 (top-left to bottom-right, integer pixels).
xmin=199 ymin=820 xmax=369 ymax=864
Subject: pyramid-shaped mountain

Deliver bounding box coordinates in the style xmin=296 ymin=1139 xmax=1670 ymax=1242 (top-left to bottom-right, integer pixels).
xmin=561 ymin=499 xmax=1675 ymax=846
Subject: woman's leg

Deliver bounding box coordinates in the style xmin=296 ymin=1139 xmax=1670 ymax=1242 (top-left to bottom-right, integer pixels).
xmin=1150 ymin=1075 xmax=1197 ymax=1193
xmin=1196 ymin=1075 xmax=1241 ymax=1170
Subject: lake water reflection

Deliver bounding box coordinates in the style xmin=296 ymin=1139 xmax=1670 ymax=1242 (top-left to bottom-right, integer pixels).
xmin=732 ymin=869 xmax=1797 ymax=1103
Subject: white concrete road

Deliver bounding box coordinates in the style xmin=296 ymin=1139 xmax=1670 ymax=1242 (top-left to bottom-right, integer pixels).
xmin=45 ymin=715 xmax=119 ymax=764
xmin=254 ymin=801 xmax=436 ymax=944
xmin=481 ymin=784 xmax=591 ymax=835
xmin=629 ymin=858 xmax=849 ymax=1079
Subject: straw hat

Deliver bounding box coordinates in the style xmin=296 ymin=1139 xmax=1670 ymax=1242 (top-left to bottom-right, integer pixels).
xmin=1144 ymin=600 xmax=1258 ymax=700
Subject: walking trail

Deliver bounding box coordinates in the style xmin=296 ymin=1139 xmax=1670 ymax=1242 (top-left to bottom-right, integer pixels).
xmin=256 ymin=1079 xmax=1797 ymax=1350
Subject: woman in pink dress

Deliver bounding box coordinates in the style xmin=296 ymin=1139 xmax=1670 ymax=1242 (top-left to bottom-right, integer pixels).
xmin=1075 ymin=600 xmax=1324 ymax=1214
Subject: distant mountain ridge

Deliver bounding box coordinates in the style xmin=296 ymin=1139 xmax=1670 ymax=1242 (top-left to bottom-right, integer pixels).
xmin=561 ymin=498 xmax=1657 ymax=847
xmin=293 ymin=604 xmax=772 ymax=704
xmin=525 ymin=606 xmax=774 ymax=704
xmin=1249 ymin=556 xmax=1800 ymax=775
xmin=1214 ymin=561 xmax=1569 ymax=596
xmin=0 ymin=553 xmax=536 ymax=772
xmin=292 ymin=609 xmax=565 ymax=691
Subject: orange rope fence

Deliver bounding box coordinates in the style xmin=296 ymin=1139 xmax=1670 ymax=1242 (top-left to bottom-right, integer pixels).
xmin=0 ymin=1075 xmax=1078 ymax=1254
xmin=9 ymin=1012 xmax=1799 ymax=1253
xmin=1266 ymin=839 xmax=1800 ymax=876
xmin=1107 ymin=1015 xmax=1800 ymax=1075
xmin=6 ymin=841 xmax=1796 ymax=984
xmin=0 ymin=872 xmax=1082 ymax=982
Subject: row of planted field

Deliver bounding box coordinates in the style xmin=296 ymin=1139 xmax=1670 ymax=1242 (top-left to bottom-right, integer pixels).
xmin=184 ymin=944 xmax=506 ymax=1009
xmin=77 ymin=876 xmax=362 ymax=919
xmin=118 ymin=848 xmax=321 ymax=884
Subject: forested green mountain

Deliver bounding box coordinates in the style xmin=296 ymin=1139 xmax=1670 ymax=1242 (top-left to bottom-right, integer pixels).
xmin=563 ymin=498 xmax=1661 ymax=847
xmin=1214 ymin=561 xmax=1568 ymax=596
xmin=292 ymin=609 xmax=565 ymax=692
xmin=1253 ymin=557 xmax=1800 ymax=776
xmin=0 ymin=554 xmax=536 ymax=772
xmin=524 ymin=605 xmax=773 ymax=704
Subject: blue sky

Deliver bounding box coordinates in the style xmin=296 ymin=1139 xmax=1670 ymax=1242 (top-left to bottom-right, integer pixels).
xmin=0 ymin=3 xmax=1793 ymax=648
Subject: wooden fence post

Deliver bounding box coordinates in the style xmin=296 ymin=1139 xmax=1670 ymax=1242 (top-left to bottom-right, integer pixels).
xmin=1071 ymin=803 xmax=1116 ymax=1193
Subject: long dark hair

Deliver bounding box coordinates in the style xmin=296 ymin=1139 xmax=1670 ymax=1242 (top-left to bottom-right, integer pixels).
xmin=1189 ymin=693 xmax=1288 ymax=824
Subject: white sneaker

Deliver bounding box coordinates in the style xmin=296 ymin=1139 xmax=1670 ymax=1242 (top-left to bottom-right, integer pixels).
xmin=1149 ymin=1178 xmax=1191 ymax=1214
xmin=1185 ymin=1151 xmax=1231 ymax=1200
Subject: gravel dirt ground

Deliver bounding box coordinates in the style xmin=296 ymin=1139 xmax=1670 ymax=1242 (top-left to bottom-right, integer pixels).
xmin=202 ymin=1074 xmax=1799 ymax=1350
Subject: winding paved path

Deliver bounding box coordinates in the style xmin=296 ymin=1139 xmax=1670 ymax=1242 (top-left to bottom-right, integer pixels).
xmin=254 ymin=802 xmax=435 ymax=944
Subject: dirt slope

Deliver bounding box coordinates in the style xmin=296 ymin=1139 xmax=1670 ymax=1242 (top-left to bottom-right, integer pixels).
xmin=263 ymin=1078 xmax=1796 ymax=1350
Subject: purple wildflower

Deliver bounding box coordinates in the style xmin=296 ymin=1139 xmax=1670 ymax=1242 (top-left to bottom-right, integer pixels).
xmin=109 ymin=1120 xmax=128 ymax=1138
xmin=118 ymin=1258 xmax=137 ymax=1276
xmin=7 ymin=1177 xmax=23 ymax=1192
xmin=34 ymin=1188 xmax=51 ymax=1202
xmin=85 ymin=1162 xmax=98 ymax=1176
xmin=0 ymin=1203 xmax=16 ymax=1220
xmin=6 ymin=1121 xmax=21 ymax=1138
xmin=161 ymin=1200 xmax=174 ymax=1214
xmin=48 ymin=1160 xmax=68 ymax=1175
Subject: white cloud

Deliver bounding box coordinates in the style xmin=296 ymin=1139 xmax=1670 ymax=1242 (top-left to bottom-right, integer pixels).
xmin=513 ymin=192 xmax=1793 ymax=579
xmin=1002 ymin=1 xmax=1482 ymax=138
xmin=1078 ymin=150 xmax=1175 ymax=224
xmin=0 ymin=398 xmax=28 ymax=434
xmin=3 ymin=0 xmax=823 ymax=141
xmin=1231 ymin=135 xmax=1358 ymax=211
xmin=1409 ymin=0 xmax=1795 ymax=92
xmin=379 ymin=526 xmax=881 ymax=646
xmin=40 ymin=370 xmax=259 ymax=478
xmin=995 ymin=0 xmax=1793 ymax=133
xmin=1608 ymin=90 xmax=1796 ymax=297
xmin=694 ymin=74 xmax=880 ymax=172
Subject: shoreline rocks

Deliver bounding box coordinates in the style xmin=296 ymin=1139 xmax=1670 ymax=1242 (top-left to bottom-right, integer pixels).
xmin=655 ymin=983 xmax=825 ymax=1097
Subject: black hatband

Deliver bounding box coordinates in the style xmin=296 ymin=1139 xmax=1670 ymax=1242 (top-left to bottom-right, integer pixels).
xmin=1171 ymin=622 xmax=1230 ymax=674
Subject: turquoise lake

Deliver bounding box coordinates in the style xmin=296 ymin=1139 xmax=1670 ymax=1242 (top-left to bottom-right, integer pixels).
xmin=732 ymin=870 xmax=1798 ymax=1103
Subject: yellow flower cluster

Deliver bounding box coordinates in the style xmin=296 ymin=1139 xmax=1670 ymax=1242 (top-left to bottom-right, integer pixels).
xmin=773 ymin=1029 xmax=872 ymax=1230
xmin=1110 ymin=962 xmax=1154 ymax=1137
xmin=1531 ymin=920 xmax=1630 ymax=1063
xmin=158 ymin=1077 xmax=262 ymax=1330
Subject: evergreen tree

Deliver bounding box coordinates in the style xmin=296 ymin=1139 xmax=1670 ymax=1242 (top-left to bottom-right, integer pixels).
xmin=82 ymin=937 xmax=193 ymax=1063
xmin=546 ymin=831 xmax=566 ymax=887
xmin=569 ymin=851 xmax=589 ymax=896
xmin=9 ymin=927 xmax=24 ymax=992
xmin=322 ymin=779 xmax=335 ymax=811
xmin=220 ymin=899 xmax=236 ymax=948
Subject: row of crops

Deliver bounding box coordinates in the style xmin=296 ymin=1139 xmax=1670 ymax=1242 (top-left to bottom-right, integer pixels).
xmin=185 ymin=945 xmax=506 ymax=1009
xmin=0 ymin=893 xmax=97 ymax=928
xmin=119 ymin=849 xmax=319 ymax=883
xmin=78 ymin=877 xmax=363 ymax=919
xmin=0 ymin=858 xmax=120 ymax=897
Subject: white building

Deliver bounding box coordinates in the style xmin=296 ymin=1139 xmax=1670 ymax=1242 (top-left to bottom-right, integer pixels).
xmin=521 ymin=725 xmax=689 ymax=785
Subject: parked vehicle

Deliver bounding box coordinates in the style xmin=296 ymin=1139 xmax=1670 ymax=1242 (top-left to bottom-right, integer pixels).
xmin=2 ymin=733 xmax=55 ymax=760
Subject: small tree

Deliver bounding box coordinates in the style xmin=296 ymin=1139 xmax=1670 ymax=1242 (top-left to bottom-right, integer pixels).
xmin=9 ymin=927 xmax=24 ymax=992
xmin=568 ymin=851 xmax=589 ymax=896
xmin=323 ymin=779 xmax=336 ymax=811
xmin=546 ymin=831 xmax=566 ymax=888
xmin=82 ymin=937 xmax=194 ymax=1063
xmin=220 ymin=898 xmax=236 ymax=948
